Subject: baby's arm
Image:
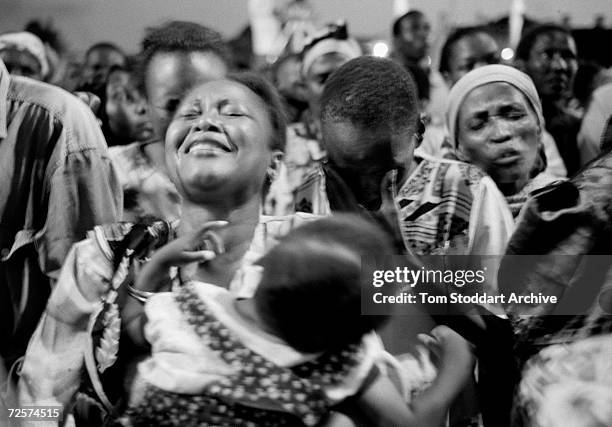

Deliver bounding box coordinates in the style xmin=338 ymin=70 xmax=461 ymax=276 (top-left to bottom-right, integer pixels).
xmin=121 ymin=221 xmax=227 ymax=348
xmin=337 ymin=326 xmax=474 ymax=427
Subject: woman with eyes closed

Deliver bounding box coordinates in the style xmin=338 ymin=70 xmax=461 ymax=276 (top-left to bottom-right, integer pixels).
xmin=446 ymin=64 xmax=562 ymax=217
xmin=108 ymin=21 xmax=230 ymax=223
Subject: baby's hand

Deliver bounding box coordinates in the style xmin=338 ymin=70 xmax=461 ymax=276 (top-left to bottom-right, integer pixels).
xmin=418 ymin=325 xmax=475 ymax=373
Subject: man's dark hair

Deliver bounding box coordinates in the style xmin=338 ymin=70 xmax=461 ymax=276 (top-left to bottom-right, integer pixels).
xmin=84 ymin=42 xmax=126 ymax=60
xmin=140 ymin=21 xmax=230 ymax=72
xmin=321 ymin=56 xmax=420 ymax=133
xmin=391 ymin=10 xmax=424 ymax=38
xmin=515 ymin=24 xmax=574 ymax=61
xmin=226 ymin=72 xmax=287 ymax=152
xmin=254 ymin=214 xmax=393 ymax=353
xmin=439 ymin=26 xmax=495 ymax=74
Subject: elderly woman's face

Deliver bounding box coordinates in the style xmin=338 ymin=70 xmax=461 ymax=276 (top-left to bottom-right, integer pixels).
xmin=165 ymin=80 xmax=276 ymax=204
xmin=457 ymin=82 xmax=540 ymax=186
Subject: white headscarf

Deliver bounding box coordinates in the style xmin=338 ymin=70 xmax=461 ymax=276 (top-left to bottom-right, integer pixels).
xmin=0 ymin=31 xmax=50 ymax=79
xmin=446 ymin=64 xmax=544 ymax=148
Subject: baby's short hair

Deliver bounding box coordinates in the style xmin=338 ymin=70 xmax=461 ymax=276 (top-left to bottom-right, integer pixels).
xmin=254 ymin=214 xmax=393 ymax=353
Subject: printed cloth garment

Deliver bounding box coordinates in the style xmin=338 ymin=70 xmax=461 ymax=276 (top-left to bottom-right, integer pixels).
xmin=391 ymin=154 xmax=513 ymax=258
xmin=109 ymin=141 xmax=181 ymax=222
xmin=120 ymin=282 xmax=377 ymax=426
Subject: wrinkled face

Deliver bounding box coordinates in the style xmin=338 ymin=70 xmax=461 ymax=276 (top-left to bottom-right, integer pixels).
xmin=445 ymin=33 xmax=500 ymax=87
xmin=105 ymin=70 xmax=154 ymax=143
xmin=322 ymin=120 xmax=414 ymax=211
xmin=165 ymin=80 xmax=277 ymax=205
xmin=83 ymin=48 xmax=126 ymax=91
xmin=303 ymin=53 xmax=351 ymax=113
xmin=523 ymin=31 xmax=578 ymax=101
xmin=146 ymin=51 xmax=227 ymax=140
xmin=457 ymin=82 xmax=540 ymax=187
xmin=396 ymin=13 xmax=430 ymax=61
xmin=0 ymin=48 xmax=43 ymax=80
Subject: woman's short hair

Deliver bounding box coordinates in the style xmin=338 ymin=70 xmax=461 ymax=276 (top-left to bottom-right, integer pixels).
xmin=226 ymin=72 xmax=287 ymax=153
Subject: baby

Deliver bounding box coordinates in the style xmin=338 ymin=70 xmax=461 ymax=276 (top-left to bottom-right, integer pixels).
xmin=120 ymin=214 xmax=473 ymax=426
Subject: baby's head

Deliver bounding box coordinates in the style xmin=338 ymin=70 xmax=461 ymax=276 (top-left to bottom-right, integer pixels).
xmin=254 ymin=214 xmax=393 ymax=353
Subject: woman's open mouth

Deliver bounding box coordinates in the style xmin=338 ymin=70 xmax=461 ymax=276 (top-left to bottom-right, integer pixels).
xmin=494 ymin=152 xmax=523 ymax=166
xmin=183 ymin=133 xmax=235 ymax=156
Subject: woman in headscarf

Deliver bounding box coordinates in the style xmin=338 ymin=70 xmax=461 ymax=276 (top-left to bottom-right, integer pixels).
xmin=0 ymin=31 xmax=49 ymax=81
xmin=445 ymin=64 xmax=563 ymax=217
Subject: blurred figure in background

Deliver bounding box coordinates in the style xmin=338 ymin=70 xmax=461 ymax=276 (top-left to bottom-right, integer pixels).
xmin=578 ymin=82 xmax=612 ymax=165
xmin=271 ymin=52 xmax=308 ymax=124
xmin=516 ymin=24 xmax=581 ymax=176
xmin=0 ymin=31 xmax=49 ymax=81
xmin=265 ymin=22 xmax=361 ymax=216
xmin=100 ymin=64 xmax=153 ymax=147
xmin=439 ymin=26 xmax=500 ymax=89
xmin=391 ymin=10 xmax=449 ymax=129
xmin=80 ymin=41 xmax=127 ymax=95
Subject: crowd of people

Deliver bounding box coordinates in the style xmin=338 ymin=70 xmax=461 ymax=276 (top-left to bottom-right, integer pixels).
xmin=0 ymin=6 xmax=611 ymax=427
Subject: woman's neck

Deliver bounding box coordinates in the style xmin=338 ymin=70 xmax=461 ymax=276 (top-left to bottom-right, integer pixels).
xmin=497 ymin=177 xmax=529 ymax=197
xmin=179 ymin=196 xmax=262 ymax=287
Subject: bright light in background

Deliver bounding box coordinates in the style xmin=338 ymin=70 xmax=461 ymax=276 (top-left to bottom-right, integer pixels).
xmin=501 ymin=47 xmax=515 ymax=61
xmin=372 ymin=41 xmax=389 ymax=57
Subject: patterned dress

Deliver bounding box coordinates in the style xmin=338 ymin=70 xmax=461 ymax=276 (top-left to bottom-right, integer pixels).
xmin=118 ymin=282 xmax=376 ymax=426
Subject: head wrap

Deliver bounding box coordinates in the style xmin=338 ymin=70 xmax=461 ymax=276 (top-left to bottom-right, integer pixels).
xmin=0 ymin=31 xmax=49 ymax=78
xmin=446 ymin=64 xmax=544 ymax=148
xmin=301 ymin=37 xmax=362 ymax=76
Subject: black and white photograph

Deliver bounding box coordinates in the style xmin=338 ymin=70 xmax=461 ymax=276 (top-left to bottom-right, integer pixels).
xmin=0 ymin=0 xmax=611 ymax=425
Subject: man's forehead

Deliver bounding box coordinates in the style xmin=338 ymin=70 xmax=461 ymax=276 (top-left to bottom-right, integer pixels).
xmin=532 ymin=31 xmax=576 ymax=51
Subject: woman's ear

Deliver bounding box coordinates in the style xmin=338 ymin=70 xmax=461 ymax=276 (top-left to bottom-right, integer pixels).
xmin=267 ymin=150 xmax=284 ymax=181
